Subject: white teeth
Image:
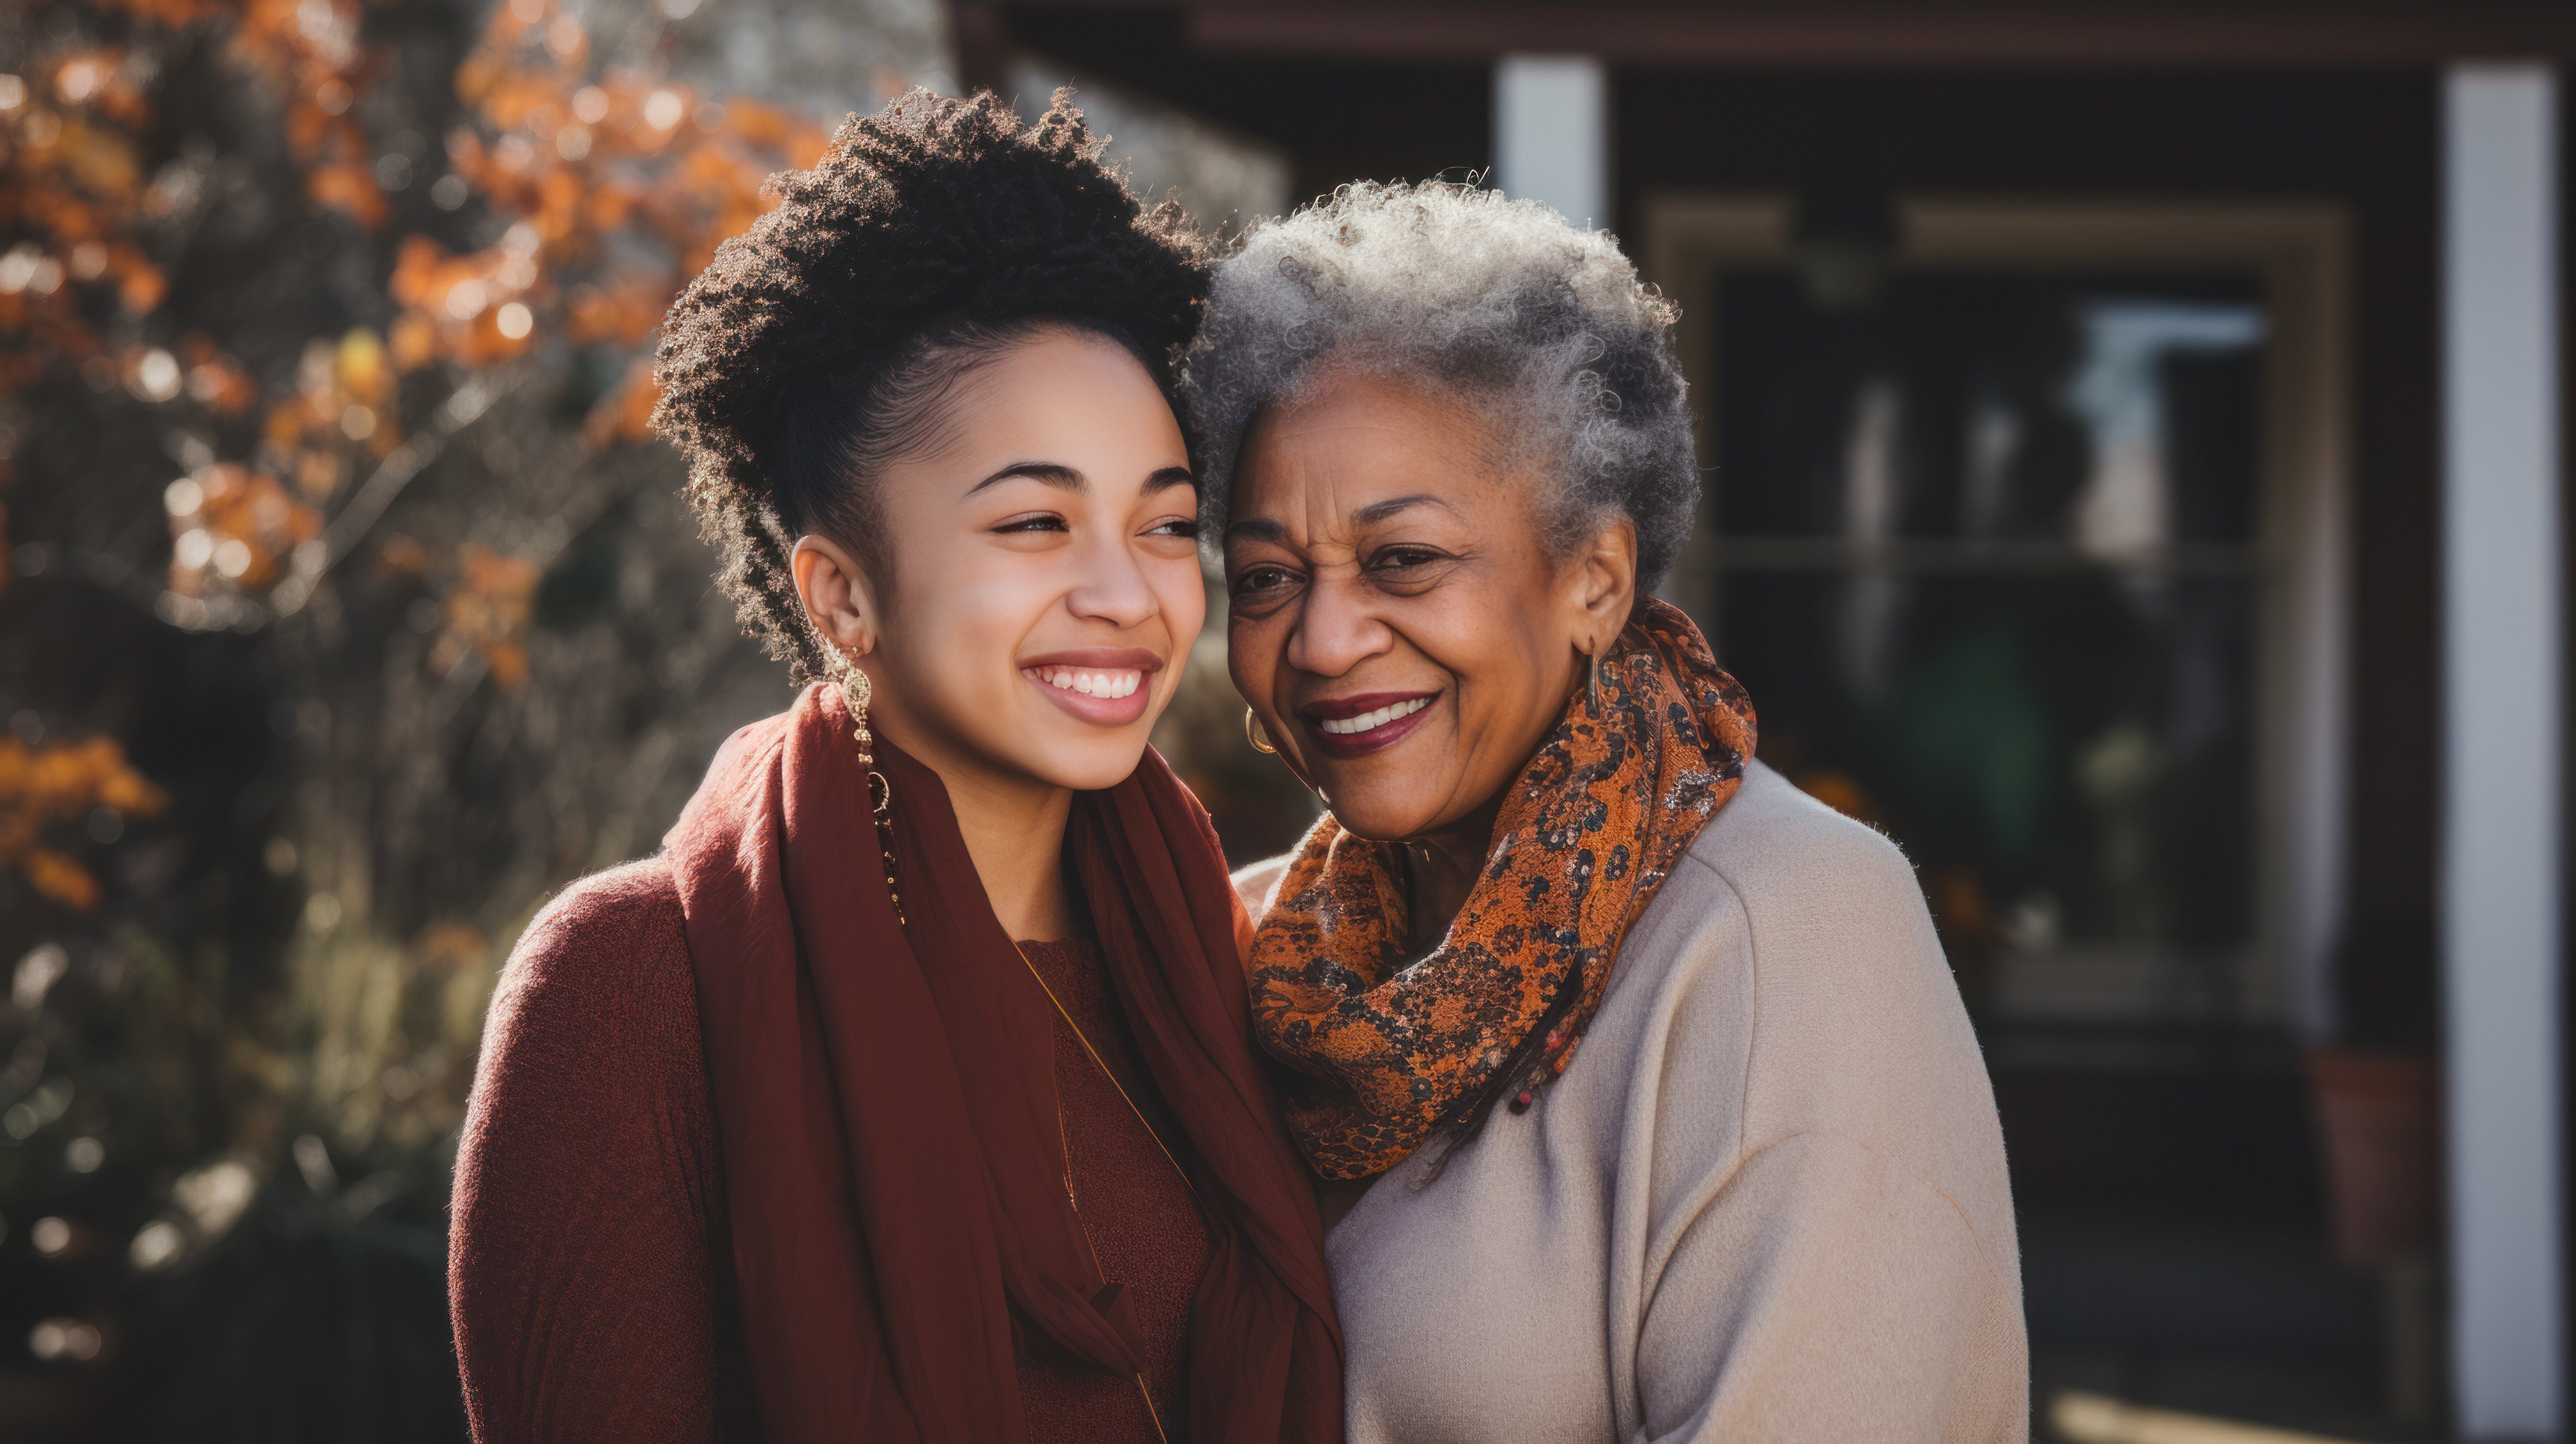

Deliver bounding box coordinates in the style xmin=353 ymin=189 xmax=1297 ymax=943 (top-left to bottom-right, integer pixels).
xmin=1319 ymin=697 xmax=1428 ymax=735
xmin=1026 ymin=666 xmax=1142 ymax=700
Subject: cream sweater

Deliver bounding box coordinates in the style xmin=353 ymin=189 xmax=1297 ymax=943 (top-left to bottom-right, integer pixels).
xmin=1239 ymin=761 xmax=2028 ymax=1443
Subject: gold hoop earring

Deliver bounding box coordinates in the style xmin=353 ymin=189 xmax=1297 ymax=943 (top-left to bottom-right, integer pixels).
xmin=1245 ymin=706 xmax=1280 ymax=755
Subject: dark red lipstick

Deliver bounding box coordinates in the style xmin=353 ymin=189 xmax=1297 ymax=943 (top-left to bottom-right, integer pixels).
xmin=1299 ymin=690 xmax=1439 ymax=760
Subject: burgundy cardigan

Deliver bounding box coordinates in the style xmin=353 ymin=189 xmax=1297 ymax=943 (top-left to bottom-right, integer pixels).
xmin=448 ymin=857 xmax=1210 ymax=1442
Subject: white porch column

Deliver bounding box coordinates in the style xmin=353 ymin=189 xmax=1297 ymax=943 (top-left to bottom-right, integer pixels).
xmin=1493 ymin=55 xmax=1607 ymax=228
xmin=2442 ymin=61 xmax=2565 ymax=1442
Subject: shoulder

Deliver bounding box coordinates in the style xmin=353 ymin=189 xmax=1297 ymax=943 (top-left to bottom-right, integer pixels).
xmin=1611 ymin=762 xmax=1938 ymax=998
xmin=498 ymin=857 xmax=694 ymax=1010
xmin=1231 ymin=853 xmax=1293 ymax=922
xmin=1680 ymin=760 xmax=1928 ymax=928
xmin=516 ymin=854 xmax=691 ymax=957
xmin=477 ymin=856 xmax=704 ymax=1102
xmin=1636 ymin=760 xmax=1945 ymax=1009
xmin=460 ymin=855 xmax=716 ymax=1232
xmin=1613 ymin=762 xmax=2008 ymax=1212
xmin=452 ymin=857 xmax=738 ymax=1436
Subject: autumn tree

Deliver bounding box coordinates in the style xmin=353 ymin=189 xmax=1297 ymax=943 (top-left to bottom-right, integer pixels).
xmin=0 ymin=0 xmax=941 ymax=1428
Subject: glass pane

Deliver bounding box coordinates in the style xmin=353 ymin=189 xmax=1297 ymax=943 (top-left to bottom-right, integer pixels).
xmin=1709 ymin=268 xmax=2269 ymax=1019
xmin=1713 ymin=270 xmax=2266 ymax=554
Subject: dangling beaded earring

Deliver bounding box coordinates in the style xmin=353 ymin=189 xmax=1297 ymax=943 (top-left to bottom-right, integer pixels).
xmin=830 ymin=642 xmax=904 ymax=925
xmin=841 ymin=658 xmax=877 ymax=765
xmin=869 ymin=767 xmax=903 ymax=926
xmin=1587 ymin=647 xmax=1604 ymax=717
xmin=812 ymin=613 xmax=879 ymax=761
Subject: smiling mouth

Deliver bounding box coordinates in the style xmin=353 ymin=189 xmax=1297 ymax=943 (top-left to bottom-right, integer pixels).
xmin=1317 ymin=697 xmax=1429 ymax=735
xmin=1300 ymin=690 xmax=1439 ymax=758
xmin=1019 ymin=649 xmax=1163 ymax=728
xmin=1023 ymin=664 xmax=1143 ymax=699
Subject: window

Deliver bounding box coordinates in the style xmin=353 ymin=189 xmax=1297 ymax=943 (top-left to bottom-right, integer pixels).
xmin=1642 ymin=198 xmax=2350 ymax=1031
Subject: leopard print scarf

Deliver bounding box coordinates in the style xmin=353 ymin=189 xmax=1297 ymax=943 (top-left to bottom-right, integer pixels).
xmin=1248 ymin=599 xmax=1758 ymax=1180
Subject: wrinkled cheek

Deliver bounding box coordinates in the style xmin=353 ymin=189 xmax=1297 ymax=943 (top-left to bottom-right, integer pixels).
xmin=1227 ymin=613 xmax=1285 ymax=704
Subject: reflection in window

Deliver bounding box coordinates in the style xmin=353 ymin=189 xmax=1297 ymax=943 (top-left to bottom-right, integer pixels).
xmin=2065 ymin=301 xmax=2267 ymax=559
xmin=1710 ymin=272 xmax=2268 ymax=1021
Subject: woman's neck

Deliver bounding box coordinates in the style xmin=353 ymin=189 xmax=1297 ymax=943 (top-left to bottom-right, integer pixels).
xmin=1399 ymin=798 xmax=1503 ymax=957
xmin=882 ymin=718 xmax=1077 ymax=943
xmin=949 ymin=771 xmax=1077 ymax=942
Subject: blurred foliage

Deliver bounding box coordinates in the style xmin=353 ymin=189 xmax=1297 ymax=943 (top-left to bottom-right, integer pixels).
xmin=0 ymin=735 xmax=167 ymax=911
xmin=0 ymin=0 xmax=866 ymax=1429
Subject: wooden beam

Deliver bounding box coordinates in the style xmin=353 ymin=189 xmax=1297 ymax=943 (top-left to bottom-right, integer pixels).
xmin=1182 ymin=4 xmax=2576 ymax=67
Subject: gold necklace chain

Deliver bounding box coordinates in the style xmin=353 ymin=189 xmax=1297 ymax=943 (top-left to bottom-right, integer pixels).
xmin=1014 ymin=943 xmax=1191 ymax=1444
xmin=1013 ymin=944 xmax=1198 ymax=1200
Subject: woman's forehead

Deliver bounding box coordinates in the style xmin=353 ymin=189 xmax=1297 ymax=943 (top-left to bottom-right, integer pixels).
xmin=1226 ymin=370 xmax=1545 ymax=543
xmin=1228 ymin=459 xmax=1527 ymax=557
xmin=1246 ymin=372 xmax=1484 ymax=471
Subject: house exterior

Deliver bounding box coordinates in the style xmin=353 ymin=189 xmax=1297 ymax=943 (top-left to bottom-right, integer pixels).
xmin=962 ymin=3 xmax=2575 ymax=1437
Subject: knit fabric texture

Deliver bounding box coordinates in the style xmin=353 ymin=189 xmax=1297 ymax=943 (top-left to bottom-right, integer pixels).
xmin=449 ymin=865 xmax=1214 ymax=1443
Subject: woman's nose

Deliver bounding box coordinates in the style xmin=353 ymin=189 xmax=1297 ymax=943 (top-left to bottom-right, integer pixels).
xmin=1063 ymin=532 xmax=1162 ymax=629
xmin=1282 ymin=573 xmax=1393 ymax=678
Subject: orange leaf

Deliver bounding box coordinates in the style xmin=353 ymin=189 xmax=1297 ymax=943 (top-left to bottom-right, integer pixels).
xmin=389 ymin=311 xmax=441 ymax=370
xmin=25 ymin=849 xmax=101 ymax=912
xmin=481 ymin=638 xmax=529 ymax=688
xmin=306 ymin=163 xmax=387 ymax=227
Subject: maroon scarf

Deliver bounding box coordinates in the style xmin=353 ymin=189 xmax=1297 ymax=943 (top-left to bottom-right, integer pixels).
xmin=665 ymin=684 xmax=1342 ymax=1443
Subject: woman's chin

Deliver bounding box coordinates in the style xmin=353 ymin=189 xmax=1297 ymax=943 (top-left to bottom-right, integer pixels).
xmin=1000 ymin=736 xmax=1148 ymax=792
xmin=1309 ymin=784 xmax=1447 ymax=844
xmin=1006 ymin=707 xmax=1164 ymax=792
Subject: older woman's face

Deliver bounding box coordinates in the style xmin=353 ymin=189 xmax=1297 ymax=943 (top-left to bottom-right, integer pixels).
xmin=1225 ymin=369 xmax=1633 ymax=842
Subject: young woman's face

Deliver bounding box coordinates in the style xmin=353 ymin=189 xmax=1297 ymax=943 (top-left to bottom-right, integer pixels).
xmin=799 ymin=328 xmax=1204 ymax=795
xmin=1223 ymin=369 xmax=1628 ymax=842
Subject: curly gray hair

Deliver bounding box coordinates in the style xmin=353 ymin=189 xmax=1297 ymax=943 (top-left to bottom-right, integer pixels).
xmin=1181 ymin=180 xmax=1698 ymax=594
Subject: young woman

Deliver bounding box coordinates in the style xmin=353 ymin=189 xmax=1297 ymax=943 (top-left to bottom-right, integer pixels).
xmin=447 ymin=92 xmax=1340 ymax=1444
xmin=1191 ymin=182 xmax=2025 ymax=1441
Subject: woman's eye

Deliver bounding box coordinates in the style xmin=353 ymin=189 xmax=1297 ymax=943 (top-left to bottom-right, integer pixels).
xmin=1142 ymin=517 xmax=1196 ymax=538
xmin=993 ymin=513 xmax=1070 ymax=534
xmin=1232 ymin=565 xmax=1293 ymax=595
xmin=1373 ymin=547 xmax=1444 ymax=571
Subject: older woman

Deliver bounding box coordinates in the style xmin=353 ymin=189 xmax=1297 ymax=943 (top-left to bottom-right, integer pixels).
xmin=1188 ymin=183 xmax=2027 ymax=1442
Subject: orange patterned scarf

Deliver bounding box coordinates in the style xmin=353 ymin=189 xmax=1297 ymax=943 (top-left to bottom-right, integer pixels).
xmin=1248 ymin=599 xmax=1759 ymax=1180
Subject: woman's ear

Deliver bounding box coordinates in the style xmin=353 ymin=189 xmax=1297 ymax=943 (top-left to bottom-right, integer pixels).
xmin=790 ymin=534 xmax=882 ymax=659
xmin=1571 ymin=517 xmax=1639 ymax=653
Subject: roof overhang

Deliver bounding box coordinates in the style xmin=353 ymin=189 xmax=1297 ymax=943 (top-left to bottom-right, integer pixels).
xmin=1145 ymin=2 xmax=2576 ymax=67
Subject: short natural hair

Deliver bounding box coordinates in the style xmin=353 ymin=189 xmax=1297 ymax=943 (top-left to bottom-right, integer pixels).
xmin=651 ymin=89 xmax=1208 ymax=685
xmin=1181 ymin=181 xmax=1696 ymax=593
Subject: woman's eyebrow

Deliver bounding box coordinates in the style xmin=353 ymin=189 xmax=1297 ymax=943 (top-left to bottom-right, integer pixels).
xmin=966 ymin=461 xmax=1084 ymax=495
xmin=1352 ymin=493 xmax=1453 ymax=526
xmin=1143 ymin=465 xmax=1197 ymax=493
